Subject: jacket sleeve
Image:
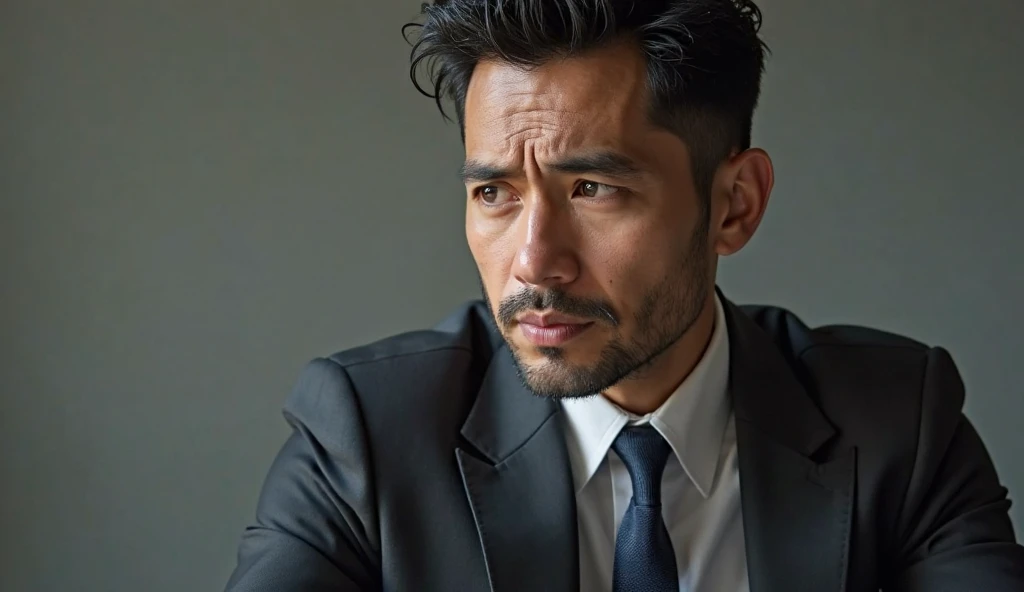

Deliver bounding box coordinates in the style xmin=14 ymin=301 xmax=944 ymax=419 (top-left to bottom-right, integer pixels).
xmin=887 ymin=347 xmax=1024 ymax=590
xmin=225 ymin=358 xmax=380 ymax=592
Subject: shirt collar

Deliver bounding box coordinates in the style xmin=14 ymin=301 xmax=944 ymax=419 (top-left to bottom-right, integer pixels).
xmin=560 ymin=293 xmax=731 ymax=499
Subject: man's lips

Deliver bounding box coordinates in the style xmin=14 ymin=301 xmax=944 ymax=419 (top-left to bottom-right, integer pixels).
xmin=516 ymin=312 xmax=594 ymax=347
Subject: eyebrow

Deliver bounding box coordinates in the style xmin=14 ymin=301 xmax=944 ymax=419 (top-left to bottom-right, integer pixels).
xmin=459 ymin=161 xmax=514 ymax=184
xmin=550 ymin=151 xmax=647 ymax=180
xmin=459 ymin=150 xmax=647 ymax=184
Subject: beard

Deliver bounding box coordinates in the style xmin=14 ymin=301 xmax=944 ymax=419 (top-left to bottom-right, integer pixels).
xmin=482 ymin=221 xmax=710 ymax=399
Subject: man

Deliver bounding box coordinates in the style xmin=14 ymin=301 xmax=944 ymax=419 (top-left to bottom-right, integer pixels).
xmin=225 ymin=1 xmax=1024 ymax=590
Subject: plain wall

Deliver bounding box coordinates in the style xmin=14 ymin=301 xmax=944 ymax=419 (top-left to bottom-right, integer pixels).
xmin=1 ymin=1 xmax=1020 ymax=590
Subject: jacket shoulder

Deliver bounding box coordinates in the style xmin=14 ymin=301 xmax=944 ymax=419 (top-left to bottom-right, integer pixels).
xmin=302 ymin=301 xmax=499 ymax=424
xmin=738 ymin=303 xmax=964 ymax=455
xmin=739 ymin=303 xmax=929 ymax=355
xmin=324 ymin=300 xmax=496 ymax=370
xmin=738 ymin=303 xmax=954 ymax=429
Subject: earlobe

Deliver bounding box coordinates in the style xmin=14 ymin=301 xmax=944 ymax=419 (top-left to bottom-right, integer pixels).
xmin=713 ymin=148 xmax=773 ymax=256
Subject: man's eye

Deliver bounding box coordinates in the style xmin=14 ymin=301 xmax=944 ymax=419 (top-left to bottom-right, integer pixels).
xmin=477 ymin=186 xmax=515 ymax=206
xmin=577 ymin=181 xmax=621 ymax=199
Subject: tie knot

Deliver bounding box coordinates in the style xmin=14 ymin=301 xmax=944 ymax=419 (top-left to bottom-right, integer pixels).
xmin=612 ymin=426 xmax=673 ymax=506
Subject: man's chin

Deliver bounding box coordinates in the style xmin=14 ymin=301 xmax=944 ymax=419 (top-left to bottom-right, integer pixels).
xmin=509 ymin=353 xmax=604 ymax=399
xmin=520 ymin=374 xmax=598 ymax=400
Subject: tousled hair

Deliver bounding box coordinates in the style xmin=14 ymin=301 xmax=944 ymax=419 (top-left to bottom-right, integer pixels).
xmin=404 ymin=0 xmax=769 ymax=202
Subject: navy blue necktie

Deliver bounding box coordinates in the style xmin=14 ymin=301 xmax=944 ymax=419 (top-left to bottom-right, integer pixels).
xmin=612 ymin=426 xmax=678 ymax=592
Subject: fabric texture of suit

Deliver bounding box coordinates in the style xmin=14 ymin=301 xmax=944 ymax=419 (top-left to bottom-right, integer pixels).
xmin=225 ymin=293 xmax=1024 ymax=591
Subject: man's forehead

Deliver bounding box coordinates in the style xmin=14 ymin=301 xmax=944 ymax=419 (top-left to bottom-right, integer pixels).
xmin=463 ymin=52 xmax=650 ymax=162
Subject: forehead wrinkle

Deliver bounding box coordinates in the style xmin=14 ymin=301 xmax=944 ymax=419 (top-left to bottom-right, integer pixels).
xmin=484 ymin=106 xmax=581 ymax=170
xmin=495 ymin=88 xmax=635 ymax=156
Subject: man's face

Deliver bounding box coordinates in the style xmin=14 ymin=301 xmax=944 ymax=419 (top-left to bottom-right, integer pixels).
xmin=463 ymin=42 xmax=714 ymax=399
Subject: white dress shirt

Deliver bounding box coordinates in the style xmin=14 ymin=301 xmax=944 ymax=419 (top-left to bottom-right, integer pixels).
xmin=560 ymin=294 xmax=748 ymax=592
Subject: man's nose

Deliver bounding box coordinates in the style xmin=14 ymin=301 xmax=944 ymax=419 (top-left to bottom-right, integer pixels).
xmin=510 ymin=198 xmax=580 ymax=290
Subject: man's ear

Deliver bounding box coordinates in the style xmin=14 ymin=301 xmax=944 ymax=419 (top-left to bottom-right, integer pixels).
xmin=712 ymin=148 xmax=774 ymax=256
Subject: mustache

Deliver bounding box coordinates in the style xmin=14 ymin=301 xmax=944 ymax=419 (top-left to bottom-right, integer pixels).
xmin=496 ymin=288 xmax=619 ymax=328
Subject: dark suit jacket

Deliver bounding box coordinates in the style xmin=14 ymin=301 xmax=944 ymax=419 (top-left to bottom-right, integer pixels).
xmin=225 ymin=296 xmax=1024 ymax=591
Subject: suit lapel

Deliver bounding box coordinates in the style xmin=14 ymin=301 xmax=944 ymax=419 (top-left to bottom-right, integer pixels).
xmin=724 ymin=298 xmax=856 ymax=592
xmin=457 ymin=346 xmax=578 ymax=592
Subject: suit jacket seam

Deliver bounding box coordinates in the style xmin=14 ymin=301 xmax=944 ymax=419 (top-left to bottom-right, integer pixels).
xmin=495 ymin=409 xmax=561 ymax=468
xmin=794 ymin=341 xmax=927 ymax=361
xmin=456 ymin=451 xmax=498 ymax=592
xmin=316 ymin=356 xmax=386 ymax=572
xmin=888 ymin=346 xmax=930 ymax=578
xmin=328 ymin=345 xmax=473 ymax=370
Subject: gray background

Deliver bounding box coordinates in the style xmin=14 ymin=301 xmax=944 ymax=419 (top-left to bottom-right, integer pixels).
xmin=2 ymin=0 xmax=1021 ymax=590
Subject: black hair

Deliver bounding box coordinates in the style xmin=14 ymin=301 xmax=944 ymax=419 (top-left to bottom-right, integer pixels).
xmin=404 ymin=0 xmax=769 ymax=202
